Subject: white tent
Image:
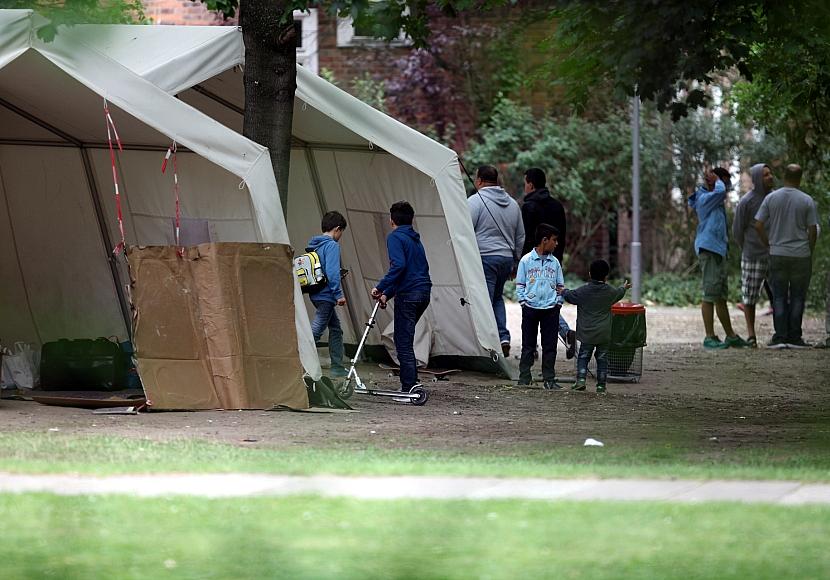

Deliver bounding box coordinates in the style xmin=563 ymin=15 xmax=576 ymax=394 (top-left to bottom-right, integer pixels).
xmin=76 ymin=22 xmax=508 ymax=373
xmin=0 ymin=10 xmax=322 ymax=380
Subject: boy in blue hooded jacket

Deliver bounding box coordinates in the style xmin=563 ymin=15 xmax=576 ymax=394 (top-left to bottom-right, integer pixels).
xmin=372 ymin=201 xmax=432 ymax=393
xmin=307 ymin=211 xmax=348 ymax=377
xmin=515 ymin=223 xmax=564 ymax=390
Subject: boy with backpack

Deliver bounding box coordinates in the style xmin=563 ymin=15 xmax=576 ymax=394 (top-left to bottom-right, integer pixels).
xmin=371 ymin=201 xmax=432 ymax=396
xmin=560 ymin=259 xmax=630 ymax=394
xmin=515 ymin=223 xmax=565 ymax=390
xmin=305 ymin=211 xmax=348 ymax=377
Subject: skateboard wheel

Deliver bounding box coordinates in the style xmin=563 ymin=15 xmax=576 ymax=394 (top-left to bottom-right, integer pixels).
xmin=409 ymin=386 xmax=429 ymax=406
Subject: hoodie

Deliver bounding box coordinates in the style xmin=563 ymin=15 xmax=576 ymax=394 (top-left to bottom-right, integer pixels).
xmin=306 ymin=234 xmax=343 ymax=303
xmin=688 ymin=178 xmax=728 ymax=257
xmin=468 ymin=186 xmax=525 ymax=258
xmin=732 ymin=163 xmax=770 ymax=260
xmin=376 ymin=225 xmax=432 ymax=299
xmin=521 ymin=188 xmax=567 ymax=262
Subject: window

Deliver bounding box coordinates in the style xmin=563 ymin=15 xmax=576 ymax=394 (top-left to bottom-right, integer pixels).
xmin=336 ymin=8 xmax=410 ymax=47
xmin=293 ymin=9 xmax=319 ymax=74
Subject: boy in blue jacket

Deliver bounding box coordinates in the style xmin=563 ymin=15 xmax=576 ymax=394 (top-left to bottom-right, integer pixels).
xmin=307 ymin=211 xmax=348 ymax=377
xmin=515 ymin=223 xmax=564 ymax=390
xmin=371 ymin=201 xmax=432 ymax=394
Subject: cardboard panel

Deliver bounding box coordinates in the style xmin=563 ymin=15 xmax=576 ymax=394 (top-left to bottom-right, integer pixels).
xmin=128 ymin=243 xmax=308 ymax=410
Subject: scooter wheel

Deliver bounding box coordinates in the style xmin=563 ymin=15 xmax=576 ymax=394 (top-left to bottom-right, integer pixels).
xmin=409 ymin=386 xmax=429 ymax=406
xmin=337 ymin=378 xmax=354 ymax=399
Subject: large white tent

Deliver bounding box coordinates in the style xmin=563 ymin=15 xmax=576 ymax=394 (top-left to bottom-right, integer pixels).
xmin=0 ymin=12 xmax=508 ymax=381
xmin=0 ymin=10 xmax=321 ymax=380
xmin=76 ymin=22 xmax=508 ymax=373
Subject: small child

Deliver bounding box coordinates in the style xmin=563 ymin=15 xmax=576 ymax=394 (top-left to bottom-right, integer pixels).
xmin=560 ymin=259 xmax=631 ymax=394
xmin=307 ymin=211 xmax=348 ymax=377
xmin=371 ymin=201 xmax=432 ymax=395
xmin=515 ymin=223 xmax=564 ymax=390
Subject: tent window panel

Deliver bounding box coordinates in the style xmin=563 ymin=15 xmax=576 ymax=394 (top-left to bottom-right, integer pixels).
xmin=330 ymin=151 xmax=443 ymax=215
xmin=405 ymin=215 xmax=462 ymax=286
xmin=287 ymin=149 xmax=323 ymax=246
xmin=425 ymin=285 xmax=482 ymax=358
xmin=90 ymin=150 xmax=258 ymax=245
xmin=0 ymin=146 xmax=125 ymax=342
xmin=0 ymin=149 xmax=41 ymax=344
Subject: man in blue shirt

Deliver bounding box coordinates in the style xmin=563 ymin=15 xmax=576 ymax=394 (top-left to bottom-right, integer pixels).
xmin=688 ymin=168 xmax=748 ymax=349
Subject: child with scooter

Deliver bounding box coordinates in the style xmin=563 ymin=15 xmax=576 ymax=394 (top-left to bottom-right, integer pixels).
xmin=371 ymin=201 xmax=432 ymax=400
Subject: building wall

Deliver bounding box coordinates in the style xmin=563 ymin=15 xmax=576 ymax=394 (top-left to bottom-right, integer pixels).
xmin=142 ymin=0 xmax=227 ymax=26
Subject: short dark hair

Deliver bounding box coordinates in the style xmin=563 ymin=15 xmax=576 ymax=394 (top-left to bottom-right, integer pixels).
xmin=589 ymin=259 xmax=610 ymax=281
xmin=476 ymin=165 xmax=498 ymax=184
xmin=321 ymin=211 xmax=347 ymax=233
xmin=390 ymin=201 xmax=415 ymax=226
xmin=534 ymin=223 xmax=559 ymax=246
xmin=524 ymin=168 xmax=546 ymax=190
xmin=784 ymin=163 xmax=802 ymax=183
xmin=712 ymin=167 xmax=731 ymax=191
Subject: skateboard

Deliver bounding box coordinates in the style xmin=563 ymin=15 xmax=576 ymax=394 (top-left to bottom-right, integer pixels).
xmin=378 ymin=364 xmax=461 ymax=382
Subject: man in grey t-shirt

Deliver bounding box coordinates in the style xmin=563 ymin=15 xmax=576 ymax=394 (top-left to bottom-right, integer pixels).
xmin=754 ymin=164 xmax=819 ymax=348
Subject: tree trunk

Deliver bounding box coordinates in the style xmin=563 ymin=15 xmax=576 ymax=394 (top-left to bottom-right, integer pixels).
xmin=239 ymin=0 xmax=296 ymax=216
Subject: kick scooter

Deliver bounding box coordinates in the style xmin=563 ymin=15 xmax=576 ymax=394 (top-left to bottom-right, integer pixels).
xmin=336 ymin=300 xmax=429 ymax=406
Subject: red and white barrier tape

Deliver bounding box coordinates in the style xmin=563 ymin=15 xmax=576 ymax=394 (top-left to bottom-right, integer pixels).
xmin=103 ymin=99 xmax=125 ymax=256
xmin=162 ymin=141 xmax=182 ymax=253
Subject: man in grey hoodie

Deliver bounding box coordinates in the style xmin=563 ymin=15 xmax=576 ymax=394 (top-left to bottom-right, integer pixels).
xmin=733 ymin=163 xmax=775 ymax=346
xmin=468 ymin=165 xmax=525 ymax=357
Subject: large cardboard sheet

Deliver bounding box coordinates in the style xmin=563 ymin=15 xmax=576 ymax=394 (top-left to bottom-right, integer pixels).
xmin=129 ymin=243 xmax=308 ymax=410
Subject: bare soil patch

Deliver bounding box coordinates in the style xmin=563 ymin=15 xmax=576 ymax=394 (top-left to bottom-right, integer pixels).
xmin=2 ymin=306 xmax=827 ymax=457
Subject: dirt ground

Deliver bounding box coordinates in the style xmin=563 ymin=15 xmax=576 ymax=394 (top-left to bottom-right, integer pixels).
xmin=1 ymin=305 xmax=828 ymax=455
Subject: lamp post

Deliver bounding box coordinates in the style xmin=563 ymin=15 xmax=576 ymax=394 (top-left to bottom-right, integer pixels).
xmin=631 ymin=94 xmax=642 ymax=303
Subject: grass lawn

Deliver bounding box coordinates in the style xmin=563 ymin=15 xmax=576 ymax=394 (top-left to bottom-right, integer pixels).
xmin=2 ymin=494 xmax=829 ymax=579
xmin=1 ymin=432 xmax=829 ymax=481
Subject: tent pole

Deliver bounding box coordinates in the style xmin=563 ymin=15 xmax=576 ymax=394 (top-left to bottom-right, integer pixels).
xmin=80 ymin=147 xmax=133 ymax=340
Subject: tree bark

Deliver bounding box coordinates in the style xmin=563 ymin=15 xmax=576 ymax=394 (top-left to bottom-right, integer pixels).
xmin=239 ymin=0 xmax=296 ymax=216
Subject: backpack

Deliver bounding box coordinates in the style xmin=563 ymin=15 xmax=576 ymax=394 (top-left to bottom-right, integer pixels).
xmin=294 ymin=249 xmax=328 ymax=294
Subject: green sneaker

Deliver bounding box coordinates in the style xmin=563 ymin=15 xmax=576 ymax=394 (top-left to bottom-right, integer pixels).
xmin=703 ymin=336 xmax=728 ymax=349
xmin=596 ymin=384 xmax=607 ymax=394
xmin=724 ymin=335 xmax=749 ymax=348
xmin=572 ymin=378 xmax=586 ymax=391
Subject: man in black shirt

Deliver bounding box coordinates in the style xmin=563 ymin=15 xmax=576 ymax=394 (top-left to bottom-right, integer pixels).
xmin=521 ymin=168 xmax=576 ymax=358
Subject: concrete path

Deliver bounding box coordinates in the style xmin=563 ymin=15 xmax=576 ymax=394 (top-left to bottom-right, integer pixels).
xmin=1 ymin=473 xmax=829 ymax=505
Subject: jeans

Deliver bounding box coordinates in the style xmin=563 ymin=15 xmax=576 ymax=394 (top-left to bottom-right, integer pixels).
xmin=576 ymin=343 xmax=609 ymax=385
xmin=393 ymin=292 xmax=430 ymax=391
xmin=311 ymin=300 xmax=345 ymax=372
xmin=768 ymin=255 xmax=812 ymax=343
xmin=519 ymin=305 xmax=559 ymax=383
xmin=558 ymin=315 xmax=571 ymax=340
xmin=481 ymin=255 xmax=514 ymax=344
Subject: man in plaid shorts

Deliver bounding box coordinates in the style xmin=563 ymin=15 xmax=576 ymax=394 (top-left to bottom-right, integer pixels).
xmin=733 ymin=163 xmax=775 ymax=346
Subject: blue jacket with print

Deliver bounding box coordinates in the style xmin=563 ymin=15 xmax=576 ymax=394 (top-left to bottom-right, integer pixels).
xmin=515 ymin=249 xmax=564 ymax=309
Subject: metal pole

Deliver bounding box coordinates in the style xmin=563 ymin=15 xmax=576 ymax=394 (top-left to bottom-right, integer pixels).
xmin=630 ymin=95 xmax=642 ymax=304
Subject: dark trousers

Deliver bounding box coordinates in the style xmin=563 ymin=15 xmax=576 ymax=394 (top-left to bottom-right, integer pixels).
xmin=576 ymin=343 xmax=609 ymax=384
xmin=769 ymin=255 xmax=812 ymax=343
xmin=393 ymin=292 xmax=430 ymax=391
xmin=519 ymin=305 xmax=559 ymax=383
